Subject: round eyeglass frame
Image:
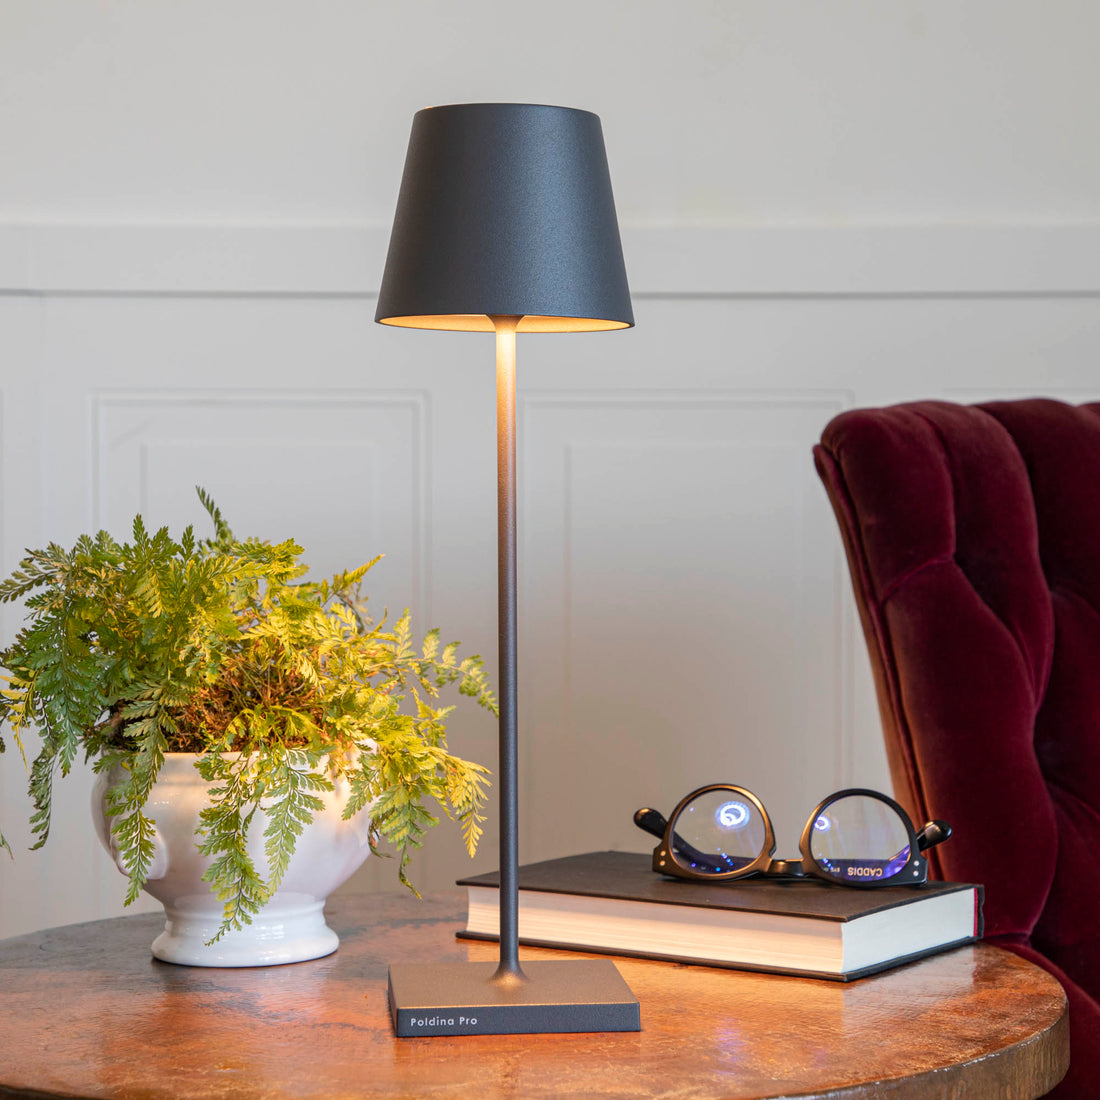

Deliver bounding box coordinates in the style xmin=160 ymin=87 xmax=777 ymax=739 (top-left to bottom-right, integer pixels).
xmin=651 ymin=784 xmax=929 ymax=888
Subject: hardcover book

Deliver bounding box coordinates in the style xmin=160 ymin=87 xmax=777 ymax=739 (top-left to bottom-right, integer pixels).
xmin=457 ymin=850 xmax=984 ymax=981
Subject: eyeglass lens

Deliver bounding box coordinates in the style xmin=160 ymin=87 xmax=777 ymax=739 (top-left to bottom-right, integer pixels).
xmin=808 ymin=793 xmax=911 ymax=882
xmin=670 ymin=789 xmax=767 ymax=874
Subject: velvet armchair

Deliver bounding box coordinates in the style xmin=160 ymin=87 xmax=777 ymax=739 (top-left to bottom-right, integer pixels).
xmin=814 ymin=398 xmax=1100 ymax=1098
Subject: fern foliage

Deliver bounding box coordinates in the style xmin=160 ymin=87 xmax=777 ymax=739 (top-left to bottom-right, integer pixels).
xmin=0 ymin=490 xmax=495 ymax=939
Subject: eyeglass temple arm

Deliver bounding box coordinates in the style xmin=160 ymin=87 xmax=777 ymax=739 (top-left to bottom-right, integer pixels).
xmin=633 ymin=807 xmax=668 ymax=840
xmin=917 ymin=820 xmax=952 ymax=852
xmin=634 ymin=807 xmax=737 ymax=873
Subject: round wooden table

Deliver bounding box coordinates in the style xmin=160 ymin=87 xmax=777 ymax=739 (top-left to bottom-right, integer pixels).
xmin=0 ymin=892 xmax=1068 ymax=1099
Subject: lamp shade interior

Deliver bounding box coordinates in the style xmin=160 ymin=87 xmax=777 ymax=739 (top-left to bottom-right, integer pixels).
xmin=376 ymin=314 xmax=630 ymax=333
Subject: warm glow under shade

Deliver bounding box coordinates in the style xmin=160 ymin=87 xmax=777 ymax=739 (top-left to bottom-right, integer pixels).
xmin=376 ymin=314 xmax=631 ymax=332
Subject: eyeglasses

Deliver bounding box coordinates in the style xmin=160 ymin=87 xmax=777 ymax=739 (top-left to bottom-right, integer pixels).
xmin=634 ymin=785 xmax=951 ymax=888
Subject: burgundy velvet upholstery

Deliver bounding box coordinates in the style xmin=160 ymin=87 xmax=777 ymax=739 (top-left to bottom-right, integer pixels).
xmin=814 ymin=398 xmax=1100 ymax=1098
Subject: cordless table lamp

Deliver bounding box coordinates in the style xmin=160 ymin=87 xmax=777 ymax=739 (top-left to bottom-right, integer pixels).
xmin=376 ymin=102 xmax=639 ymax=1036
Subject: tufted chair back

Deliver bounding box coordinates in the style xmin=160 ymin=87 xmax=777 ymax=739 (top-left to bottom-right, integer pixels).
xmin=814 ymin=398 xmax=1100 ymax=1098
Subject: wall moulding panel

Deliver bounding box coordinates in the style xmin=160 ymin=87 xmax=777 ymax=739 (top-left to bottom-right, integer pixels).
xmin=3 ymin=222 xmax=1100 ymax=297
xmin=517 ymin=390 xmax=853 ymax=853
xmin=0 ymin=386 xmax=438 ymax=940
xmin=91 ymin=389 xmax=430 ymax=618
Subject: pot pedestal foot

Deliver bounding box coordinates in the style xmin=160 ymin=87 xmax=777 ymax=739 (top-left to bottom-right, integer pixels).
xmin=151 ymin=899 xmax=338 ymax=967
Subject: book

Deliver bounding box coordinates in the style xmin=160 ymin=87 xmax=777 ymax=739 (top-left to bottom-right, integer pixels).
xmin=457 ymin=850 xmax=984 ymax=981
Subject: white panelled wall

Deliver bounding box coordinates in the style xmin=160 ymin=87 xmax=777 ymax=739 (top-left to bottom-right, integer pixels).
xmin=2 ymin=1 xmax=1100 ymax=939
xmin=3 ymin=225 xmax=1099 ymax=938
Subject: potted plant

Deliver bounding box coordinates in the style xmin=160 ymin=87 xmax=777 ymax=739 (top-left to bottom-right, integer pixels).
xmin=0 ymin=490 xmax=495 ymax=966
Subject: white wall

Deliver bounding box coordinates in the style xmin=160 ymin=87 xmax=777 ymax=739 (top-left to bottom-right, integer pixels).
xmin=5 ymin=1 xmax=1100 ymax=225
xmin=2 ymin=0 xmax=1100 ymax=939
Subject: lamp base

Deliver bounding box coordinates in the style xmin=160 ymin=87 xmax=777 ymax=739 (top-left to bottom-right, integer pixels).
xmin=387 ymin=959 xmax=641 ymax=1036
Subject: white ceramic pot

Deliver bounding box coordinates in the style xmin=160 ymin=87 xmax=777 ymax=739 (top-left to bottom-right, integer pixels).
xmin=91 ymin=753 xmax=373 ymax=967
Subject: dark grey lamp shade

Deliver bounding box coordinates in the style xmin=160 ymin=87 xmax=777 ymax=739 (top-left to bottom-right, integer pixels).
xmin=375 ymin=103 xmax=633 ymax=332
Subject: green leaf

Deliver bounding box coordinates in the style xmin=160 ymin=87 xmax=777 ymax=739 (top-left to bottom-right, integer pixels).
xmin=196 ymin=486 xmax=232 ymax=545
xmin=261 ymin=750 xmax=328 ymax=892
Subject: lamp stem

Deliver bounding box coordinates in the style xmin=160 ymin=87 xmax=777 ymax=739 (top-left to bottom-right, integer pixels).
xmin=492 ymin=314 xmax=525 ymax=985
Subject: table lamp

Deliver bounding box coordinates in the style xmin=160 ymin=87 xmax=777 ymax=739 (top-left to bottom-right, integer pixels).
xmin=376 ymin=102 xmax=639 ymax=1035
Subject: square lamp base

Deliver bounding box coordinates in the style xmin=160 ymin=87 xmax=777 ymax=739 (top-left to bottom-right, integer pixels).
xmin=388 ymin=959 xmax=641 ymax=1036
